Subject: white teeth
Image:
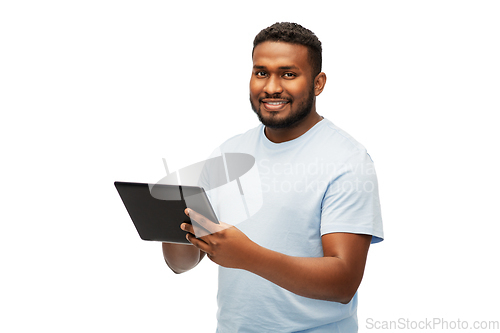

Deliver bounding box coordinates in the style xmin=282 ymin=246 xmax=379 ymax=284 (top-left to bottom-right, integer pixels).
xmin=267 ymin=102 xmax=286 ymax=105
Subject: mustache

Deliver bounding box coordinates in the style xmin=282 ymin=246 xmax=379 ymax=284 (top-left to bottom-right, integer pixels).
xmin=259 ymin=94 xmax=292 ymax=102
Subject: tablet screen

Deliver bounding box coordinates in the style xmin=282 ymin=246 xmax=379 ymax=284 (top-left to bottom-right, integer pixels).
xmin=115 ymin=181 xmax=218 ymax=244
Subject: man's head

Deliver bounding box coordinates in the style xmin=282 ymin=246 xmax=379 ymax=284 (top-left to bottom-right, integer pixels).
xmin=253 ymin=22 xmax=322 ymax=79
xmin=250 ymin=22 xmax=326 ymax=131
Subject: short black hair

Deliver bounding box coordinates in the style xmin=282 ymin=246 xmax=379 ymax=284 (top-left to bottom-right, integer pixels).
xmin=253 ymin=22 xmax=322 ymax=78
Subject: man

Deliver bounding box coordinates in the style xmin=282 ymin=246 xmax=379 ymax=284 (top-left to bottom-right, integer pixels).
xmin=162 ymin=22 xmax=383 ymax=332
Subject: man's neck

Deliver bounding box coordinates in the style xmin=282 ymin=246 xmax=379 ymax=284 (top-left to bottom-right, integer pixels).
xmin=264 ymin=111 xmax=323 ymax=143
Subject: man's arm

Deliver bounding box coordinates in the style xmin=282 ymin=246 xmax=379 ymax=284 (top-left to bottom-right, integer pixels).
xmin=243 ymin=232 xmax=371 ymax=303
xmin=162 ymin=242 xmax=205 ymax=274
xmin=182 ymin=209 xmax=371 ymax=304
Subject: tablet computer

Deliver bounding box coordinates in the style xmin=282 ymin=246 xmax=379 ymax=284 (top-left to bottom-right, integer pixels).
xmin=114 ymin=181 xmax=219 ymax=244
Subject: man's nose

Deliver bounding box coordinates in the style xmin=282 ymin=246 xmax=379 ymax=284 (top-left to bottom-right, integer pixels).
xmin=263 ymin=75 xmax=283 ymax=95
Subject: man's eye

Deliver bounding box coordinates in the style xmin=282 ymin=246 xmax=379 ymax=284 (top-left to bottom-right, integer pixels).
xmin=283 ymin=73 xmax=296 ymax=78
xmin=255 ymin=71 xmax=267 ymax=77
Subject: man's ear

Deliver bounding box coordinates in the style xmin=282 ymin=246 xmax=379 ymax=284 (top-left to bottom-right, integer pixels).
xmin=314 ymin=72 xmax=327 ymax=96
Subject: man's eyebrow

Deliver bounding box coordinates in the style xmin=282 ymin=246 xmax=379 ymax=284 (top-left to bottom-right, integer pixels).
xmin=252 ymin=65 xmax=299 ymax=70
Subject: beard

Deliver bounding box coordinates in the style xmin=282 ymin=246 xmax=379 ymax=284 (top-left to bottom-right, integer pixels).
xmin=250 ymin=87 xmax=315 ymax=129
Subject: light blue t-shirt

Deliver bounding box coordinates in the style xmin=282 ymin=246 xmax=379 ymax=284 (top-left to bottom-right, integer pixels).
xmin=202 ymin=119 xmax=383 ymax=333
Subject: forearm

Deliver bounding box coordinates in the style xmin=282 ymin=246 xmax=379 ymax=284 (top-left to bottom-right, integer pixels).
xmin=162 ymin=242 xmax=205 ymax=274
xmin=244 ymin=245 xmax=360 ymax=303
xmin=182 ymin=212 xmax=370 ymax=301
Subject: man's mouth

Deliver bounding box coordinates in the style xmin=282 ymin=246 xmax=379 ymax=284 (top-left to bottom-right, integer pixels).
xmin=261 ymin=99 xmax=290 ymax=111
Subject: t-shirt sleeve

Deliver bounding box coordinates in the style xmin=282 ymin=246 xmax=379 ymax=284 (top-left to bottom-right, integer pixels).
xmin=320 ymin=150 xmax=384 ymax=243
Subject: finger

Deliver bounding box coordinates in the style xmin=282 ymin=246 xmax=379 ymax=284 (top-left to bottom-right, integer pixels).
xmin=182 ymin=218 xmax=212 ymax=239
xmin=186 ymin=208 xmax=222 ymax=235
xmin=183 ymin=209 xmax=212 ymax=237
xmin=186 ymin=209 xmax=235 ymax=238
xmin=181 ymin=222 xmax=210 ymax=243
xmin=186 ymin=232 xmax=211 ymax=254
xmin=180 ymin=222 xmax=194 ymax=234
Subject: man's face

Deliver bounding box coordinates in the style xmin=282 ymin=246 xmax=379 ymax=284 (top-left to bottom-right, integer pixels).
xmin=250 ymin=41 xmax=316 ymax=129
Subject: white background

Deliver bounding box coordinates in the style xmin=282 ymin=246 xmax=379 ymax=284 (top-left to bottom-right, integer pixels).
xmin=1 ymin=1 xmax=499 ymax=332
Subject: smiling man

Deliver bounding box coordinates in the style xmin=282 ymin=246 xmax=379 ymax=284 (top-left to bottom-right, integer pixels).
xmin=162 ymin=22 xmax=384 ymax=332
